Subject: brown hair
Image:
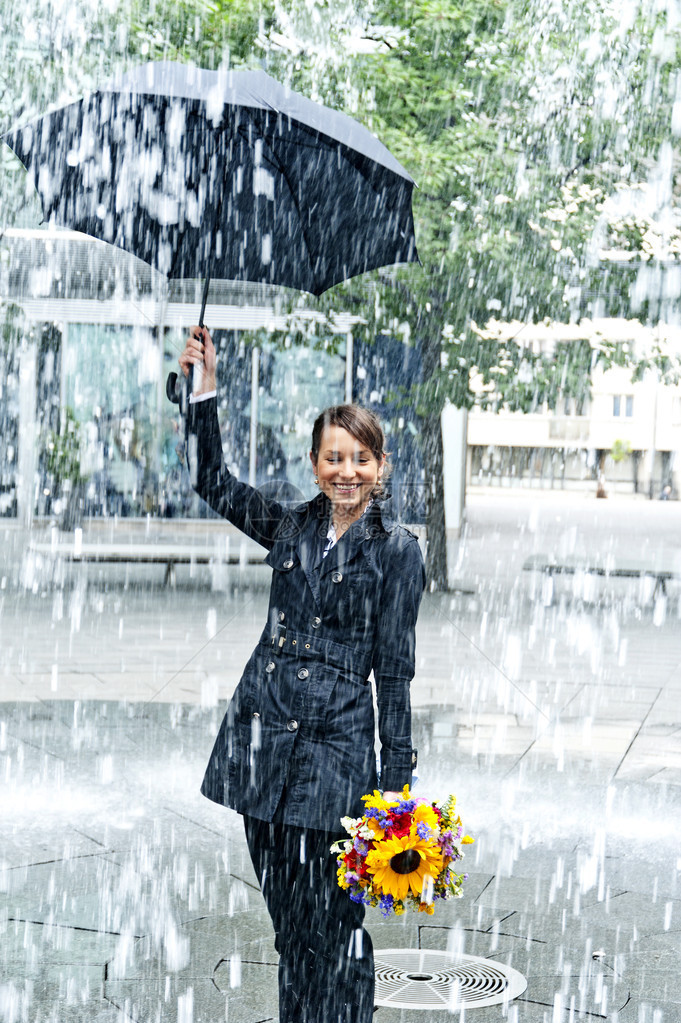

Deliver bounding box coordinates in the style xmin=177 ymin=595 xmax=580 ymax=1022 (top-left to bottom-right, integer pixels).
xmin=310 ymin=404 xmax=386 ymax=463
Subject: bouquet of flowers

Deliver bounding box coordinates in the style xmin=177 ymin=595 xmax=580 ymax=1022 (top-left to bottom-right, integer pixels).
xmin=332 ymin=786 xmax=474 ymax=916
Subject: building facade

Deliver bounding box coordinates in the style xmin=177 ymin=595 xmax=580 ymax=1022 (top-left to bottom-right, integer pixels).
xmin=467 ymin=322 xmax=681 ymax=498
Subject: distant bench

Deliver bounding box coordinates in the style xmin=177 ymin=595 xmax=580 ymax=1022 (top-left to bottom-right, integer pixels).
xmin=523 ymin=553 xmax=677 ymax=604
xmin=26 ymin=540 xmax=266 ymax=587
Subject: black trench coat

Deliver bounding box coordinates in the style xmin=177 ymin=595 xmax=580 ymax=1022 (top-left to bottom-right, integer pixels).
xmin=190 ymin=398 xmax=426 ymax=832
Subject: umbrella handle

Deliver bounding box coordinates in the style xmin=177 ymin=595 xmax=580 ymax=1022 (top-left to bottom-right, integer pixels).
xmin=165 ymin=275 xmax=209 ymax=405
xmin=165 ymin=370 xmax=191 ymax=410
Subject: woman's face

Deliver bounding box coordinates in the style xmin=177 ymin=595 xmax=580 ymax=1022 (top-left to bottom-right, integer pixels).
xmin=311 ymin=425 xmax=384 ymax=517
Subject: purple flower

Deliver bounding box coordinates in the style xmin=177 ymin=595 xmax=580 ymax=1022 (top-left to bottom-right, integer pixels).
xmin=353 ymin=838 xmax=369 ymax=856
xmin=379 ymin=894 xmax=394 ymax=916
xmin=416 ymin=822 xmax=432 ymax=841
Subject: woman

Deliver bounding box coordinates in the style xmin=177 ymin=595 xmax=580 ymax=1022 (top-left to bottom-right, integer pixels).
xmin=179 ymin=327 xmax=426 ymax=1023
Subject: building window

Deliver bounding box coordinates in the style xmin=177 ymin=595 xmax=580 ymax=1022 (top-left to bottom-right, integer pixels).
xmin=613 ymin=395 xmax=634 ymax=417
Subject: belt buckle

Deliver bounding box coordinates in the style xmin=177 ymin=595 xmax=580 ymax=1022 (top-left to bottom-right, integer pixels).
xmin=272 ymin=622 xmax=287 ymax=654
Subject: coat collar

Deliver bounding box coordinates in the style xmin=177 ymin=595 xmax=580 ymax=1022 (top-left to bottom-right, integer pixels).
xmin=315 ymin=496 xmax=396 ymax=578
xmin=292 ymin=494 xmax=399 ymax=607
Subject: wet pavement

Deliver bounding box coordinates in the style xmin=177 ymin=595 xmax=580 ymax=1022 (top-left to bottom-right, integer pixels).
xmin=1 ymin=491 xmax=680 ymax=1022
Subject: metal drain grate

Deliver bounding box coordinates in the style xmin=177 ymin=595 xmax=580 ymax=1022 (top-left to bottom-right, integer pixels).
xmin=374 ymin=949 xmax=527 ymax=1010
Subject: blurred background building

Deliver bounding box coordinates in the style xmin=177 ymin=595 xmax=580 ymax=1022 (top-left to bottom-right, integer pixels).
xmin=467 ymin=322 xmax=681 ymax=498
xmin=0 ymin=228 xmax=430 ymax=527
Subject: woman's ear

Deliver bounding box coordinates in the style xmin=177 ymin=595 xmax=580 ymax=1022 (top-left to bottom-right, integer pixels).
xmin=309 ymin=451 xmax=317 ymax=473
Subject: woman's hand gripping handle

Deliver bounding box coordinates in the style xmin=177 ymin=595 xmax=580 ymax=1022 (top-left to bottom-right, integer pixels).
xmin=167 ymin=327 xmax=217 ymax=406
xmin=179 ymin=327 xmax=217 ymax=397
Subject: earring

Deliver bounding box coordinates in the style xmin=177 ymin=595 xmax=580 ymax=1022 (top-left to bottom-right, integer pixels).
xmin=314 ymin=476 xmax=319 ymax=486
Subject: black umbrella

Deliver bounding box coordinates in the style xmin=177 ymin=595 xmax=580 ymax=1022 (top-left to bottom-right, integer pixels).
xmin=2 ymin=61 xmax=418 ymax=312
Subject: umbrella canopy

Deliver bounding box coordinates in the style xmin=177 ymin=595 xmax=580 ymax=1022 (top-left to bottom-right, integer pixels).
xmin=2 ymin=61 xmax=418 ymax=296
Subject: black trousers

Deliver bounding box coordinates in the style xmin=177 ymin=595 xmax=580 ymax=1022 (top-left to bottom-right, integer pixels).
xmin=243 ymin=815 xmax=375 ymax=1023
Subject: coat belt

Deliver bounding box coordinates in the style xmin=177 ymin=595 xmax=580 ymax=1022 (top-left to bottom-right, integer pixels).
xmin=258 ymin=626 xmax=372 ymax=681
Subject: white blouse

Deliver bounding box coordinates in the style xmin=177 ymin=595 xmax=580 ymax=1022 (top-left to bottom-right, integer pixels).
xmin=322 ymin=499 xmax=374 ymax=558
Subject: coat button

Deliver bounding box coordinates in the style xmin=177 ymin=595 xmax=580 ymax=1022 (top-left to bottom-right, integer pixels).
xmin=297 ymin=667 xmax=309 ymax=680
xmin=311 ymin=617 xmax=321 ymax=628
xmin=265 ymin=661 xmax=275 ymax=673
xmin=252 ymin=711 xmax=260 ymax=719
xmin=331 ymin=571 xmax=343 ymax=583
xmin=278 ymin=611 xmax=285 ymax=622
xmin=283 ymin=558 xmax=294 ymax=569
xmin=286 ymin=719 xmax=298 ymax=732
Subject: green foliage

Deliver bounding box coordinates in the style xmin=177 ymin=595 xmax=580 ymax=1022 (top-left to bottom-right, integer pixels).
xmin=0 ymin=300 xmax=22 ymax=354
xmin=43 ymin=407 xmax=86 ymax=486
xmin=611 ymin=438 xmax=632 ymax=463
xmin=472 ymin=339 xmax=598 ymax=413
xmin=127 ymin=0 xmax=275 ymax=67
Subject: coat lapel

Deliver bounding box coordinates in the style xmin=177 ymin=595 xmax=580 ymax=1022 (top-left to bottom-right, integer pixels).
xmin=319 ymin=504 xmax=385 ymax=580
xmin=296 ymin=494 xmax=327 ymax=609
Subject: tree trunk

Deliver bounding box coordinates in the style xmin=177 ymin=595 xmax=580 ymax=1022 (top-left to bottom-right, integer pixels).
xmin=422 ymin=408 xmax=448 ymax=591
xmin=418 ymin=320 xmax=449 ymax=592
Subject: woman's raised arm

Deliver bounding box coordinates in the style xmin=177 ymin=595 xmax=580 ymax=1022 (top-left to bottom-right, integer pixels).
xmin=180 ymin=328 xmax=291 ymax=550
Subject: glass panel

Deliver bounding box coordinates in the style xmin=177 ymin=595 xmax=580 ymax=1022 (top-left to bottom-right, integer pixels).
xmin=612 ymin=394 xmax=621 ymax=417
xmin=160 ymin=326 xmax=198 ymax=518
xmin=0 ymin=311 xmax=20 ymax=517
xmin=159 ymin=327 xmax=263 ymax=518
xmin=256 ymin=338 xmax=346 ymax=498
xmin=64 ymin=323 xmax=159 ymax=516
xmin=353 ymin=335 xmax=425 ymax=522
xmin=214 ymin=330 xmax=258 ymax=482
xmin=35 ymin=324 xmax=63 ymax=518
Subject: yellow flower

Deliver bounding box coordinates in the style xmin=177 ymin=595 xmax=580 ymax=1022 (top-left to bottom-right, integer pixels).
xmin=418 ymin=902 xmax=435 ymax=914
xmin=462 ymin=835 xmax=475 ymax=844
xmin=365 ymin=834 xmax=444 ymax=902
xmin=412 ymin=803 xmax=439 ymax=834
xmin=366 ymin=817 xmax=386 ymax=840
xmin=362 ymin=790 xmax=399 ymax=811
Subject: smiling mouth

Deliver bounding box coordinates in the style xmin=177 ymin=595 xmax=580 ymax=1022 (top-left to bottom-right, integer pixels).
xmin=333 ymin=483 xmax=361 ymax=492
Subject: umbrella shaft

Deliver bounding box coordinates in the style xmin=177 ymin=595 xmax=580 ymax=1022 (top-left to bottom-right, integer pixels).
xmin=199 ymin=275 xmax=211 ymax=328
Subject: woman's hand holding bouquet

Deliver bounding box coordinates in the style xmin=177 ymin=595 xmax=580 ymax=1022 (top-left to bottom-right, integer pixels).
xmin=332 ymin=786 xmax=474 ymax=917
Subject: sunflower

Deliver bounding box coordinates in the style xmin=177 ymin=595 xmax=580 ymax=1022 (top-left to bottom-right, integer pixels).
xmin=364 ymin=834 xmax=444 ymax=902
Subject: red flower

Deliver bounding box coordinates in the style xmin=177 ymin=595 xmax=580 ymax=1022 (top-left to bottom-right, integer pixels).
xmin=344 ymin=850 xmax=369 ymax=877
xmin=388 ymin=814 xmax=412 ymax=838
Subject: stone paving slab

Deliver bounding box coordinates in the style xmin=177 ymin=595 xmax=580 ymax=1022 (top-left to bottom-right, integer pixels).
xmin=2 ymin=494 xmax=681 ymax=1021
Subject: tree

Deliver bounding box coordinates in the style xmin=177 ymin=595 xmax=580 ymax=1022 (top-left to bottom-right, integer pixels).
xmin=261 ymin=0 xmax=681 ymax=586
